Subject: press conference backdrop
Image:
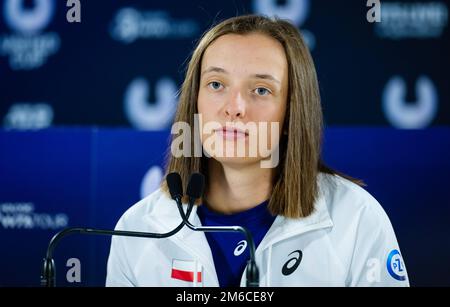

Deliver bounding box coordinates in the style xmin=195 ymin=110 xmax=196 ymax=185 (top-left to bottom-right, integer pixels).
xmin=0 ymin=0 xmax=449 ymax=286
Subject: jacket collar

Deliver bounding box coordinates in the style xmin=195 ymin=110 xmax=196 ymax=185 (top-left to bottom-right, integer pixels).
xmin=142 ymin=175 xmax=334 ymax=281
xmin=256 ymin=190 xmax=334 ymax=254
xmin=144 ymin=177 xmax=334 ymax=244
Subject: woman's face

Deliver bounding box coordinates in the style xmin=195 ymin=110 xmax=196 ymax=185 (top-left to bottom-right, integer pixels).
xmin=197 ymin=33 xmax=288 ymax=167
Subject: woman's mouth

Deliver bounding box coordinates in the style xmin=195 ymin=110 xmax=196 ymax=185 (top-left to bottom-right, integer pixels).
xmin=215 ymin=128 xmax=249 ymax=140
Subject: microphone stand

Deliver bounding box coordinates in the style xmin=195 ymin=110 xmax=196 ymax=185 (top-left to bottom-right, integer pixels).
xmin=40 ymin=204 xmax=195 ymax=287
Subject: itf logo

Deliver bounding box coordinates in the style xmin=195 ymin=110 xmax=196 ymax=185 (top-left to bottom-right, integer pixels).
xmin=0 ymin=0 xmax=60 ymax=70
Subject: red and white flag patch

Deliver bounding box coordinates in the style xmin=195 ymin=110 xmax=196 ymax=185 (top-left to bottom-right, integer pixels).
xmin=171 ymin=259 xmax=203 ymax=283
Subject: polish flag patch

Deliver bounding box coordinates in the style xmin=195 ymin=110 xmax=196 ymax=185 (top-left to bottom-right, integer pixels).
xmin=171 ymin=259 xmax=202 ymax=283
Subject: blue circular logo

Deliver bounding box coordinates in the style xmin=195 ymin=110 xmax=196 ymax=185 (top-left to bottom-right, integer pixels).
xmin=386 ymin=249 xmax=406 ymax=281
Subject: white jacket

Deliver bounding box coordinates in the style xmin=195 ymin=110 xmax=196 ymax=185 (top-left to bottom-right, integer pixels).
xmin=106 ymin=173 xmax=409 ymax=287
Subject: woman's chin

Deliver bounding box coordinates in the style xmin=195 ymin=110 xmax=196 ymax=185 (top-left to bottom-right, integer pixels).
xmin=210 ymin=155 xmax=262 ymax=167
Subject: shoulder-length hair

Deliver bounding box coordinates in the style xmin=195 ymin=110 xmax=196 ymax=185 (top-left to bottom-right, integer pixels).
xmin=161 ymin=14 xmax=362 ymax=218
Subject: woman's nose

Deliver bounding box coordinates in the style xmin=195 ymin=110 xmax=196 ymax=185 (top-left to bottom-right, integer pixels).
xmin=225 ymin=90 xmax=246 ymax=120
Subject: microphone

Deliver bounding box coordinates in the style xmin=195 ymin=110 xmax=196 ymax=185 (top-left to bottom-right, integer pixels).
xmin=166 ymin=171 xmax=184 ymax=202
xmin=166 ymin=172 xmax=260 ymax=287
xmin=40 ymin=204 xmax=195 ymax=287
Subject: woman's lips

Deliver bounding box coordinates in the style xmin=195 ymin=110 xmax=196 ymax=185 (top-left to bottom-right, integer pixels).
xmin=215 ymin=128 xmax=248 ymax=140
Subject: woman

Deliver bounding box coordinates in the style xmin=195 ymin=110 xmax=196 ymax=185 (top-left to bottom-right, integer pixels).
xmin=106 ymin=15 xmax=409 ymax=287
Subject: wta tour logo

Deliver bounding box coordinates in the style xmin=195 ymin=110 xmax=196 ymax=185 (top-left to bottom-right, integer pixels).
xmin=0 ymin=202 xmax=68 ymax=230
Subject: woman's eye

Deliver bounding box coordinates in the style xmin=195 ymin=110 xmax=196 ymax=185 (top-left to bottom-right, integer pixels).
xmin=254 ymin=87 xmax=271 ymax=96
xmin=208 ymin=81 xmax=223 ymax=90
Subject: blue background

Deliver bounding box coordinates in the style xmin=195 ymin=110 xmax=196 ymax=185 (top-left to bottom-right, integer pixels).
xmin=1 ymin=0 xmax=449 ymax=287
xmin=1 ymin=128 xmax=449 ymax=286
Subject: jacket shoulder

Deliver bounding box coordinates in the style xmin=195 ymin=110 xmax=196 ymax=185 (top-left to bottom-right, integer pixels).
xmin=319 ymin=173 xmax=391 ymax=227
xmin=319 ymin=174 xmax=408 ymax=286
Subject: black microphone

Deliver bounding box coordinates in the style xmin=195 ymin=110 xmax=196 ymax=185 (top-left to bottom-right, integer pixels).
xmin=166 ymin=172 xmax=260 ymax=287
xmin=166 ymin=172 xmax=184 ymax=202
xmin=40 ymin=202 xmax=195 ymax=287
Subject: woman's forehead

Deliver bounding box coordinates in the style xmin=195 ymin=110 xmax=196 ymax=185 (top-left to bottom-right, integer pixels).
xmin=201 ymin=33 xmax=288 ymax=78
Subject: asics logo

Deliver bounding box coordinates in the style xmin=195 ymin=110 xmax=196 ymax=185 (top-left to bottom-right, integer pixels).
xmin=233 ymin=240 xmax=247 ymax=256
xmin=282 ymin=250 xmax=303 ymax=276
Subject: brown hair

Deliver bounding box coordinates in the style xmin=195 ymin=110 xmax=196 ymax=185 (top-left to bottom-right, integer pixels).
xmin=161 ymin=14 xmax=362 ymax=218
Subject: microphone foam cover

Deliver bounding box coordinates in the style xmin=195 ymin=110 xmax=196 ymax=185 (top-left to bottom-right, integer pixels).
xmin=186 ymin=173 xmax=205 ymax=199
xmin=166 ymin=172 xmax=183 ymax=200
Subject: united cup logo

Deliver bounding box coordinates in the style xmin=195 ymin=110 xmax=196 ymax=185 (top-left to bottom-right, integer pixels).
xmin=1 ymin=0 xmax=60 ymax=70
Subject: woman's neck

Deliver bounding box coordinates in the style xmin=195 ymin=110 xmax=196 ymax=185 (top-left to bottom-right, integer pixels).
xmin=204 ymin=159 xmax=274 ymax=214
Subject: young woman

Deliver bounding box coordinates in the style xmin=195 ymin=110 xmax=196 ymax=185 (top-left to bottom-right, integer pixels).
xmin=106 ymin=15 xmax=409 ymax=287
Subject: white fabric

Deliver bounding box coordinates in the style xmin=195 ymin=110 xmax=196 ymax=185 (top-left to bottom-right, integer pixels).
xmin=106 ymin=173 xmax=409 ymax=287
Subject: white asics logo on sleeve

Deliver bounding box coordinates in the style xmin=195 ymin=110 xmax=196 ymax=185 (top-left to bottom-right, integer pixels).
xmin=233 ymin=240 xmax=247 ymax=256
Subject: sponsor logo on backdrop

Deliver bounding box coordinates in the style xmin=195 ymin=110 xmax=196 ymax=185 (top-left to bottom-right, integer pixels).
xmin=140 ymin=166 xmax=163 ymax=199
xmin=0 ymin=202 xmax=69 ymax=230
xmin=382 ymin=75 xmax=438 ymax=129
xmin=375 ymin=1 xmax=448 ymax=39
xmin=124 ymin=77 xmax=178 ymax=130
xmin=110 ymin=8 xmax=200 ymax=44
xmin=3 ymin=103 xmax=53 ymax=129
xmin=252 ymin=0 xmax=315 ymax=49
xmin=0 ymin=0 xmax=60 ymax=70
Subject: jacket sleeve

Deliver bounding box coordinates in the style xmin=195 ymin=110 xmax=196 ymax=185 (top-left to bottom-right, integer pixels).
xmin=105 ymin=219 xmax=136 ymax=287
xmin=348 ymin=198 xmax=410 ymax=287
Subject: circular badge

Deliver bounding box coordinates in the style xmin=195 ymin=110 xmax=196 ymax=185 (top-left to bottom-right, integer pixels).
xmin=386 ymin=249 xmax=407 ymax=281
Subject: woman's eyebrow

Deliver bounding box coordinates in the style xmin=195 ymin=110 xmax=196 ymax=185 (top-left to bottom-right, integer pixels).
xmin=202 ymin=66 xmax=228 ymax=75
xmin=202 ymin=66 xmax=280 ymax=84
xmin=251 ymin=74 xmax=280 ymax=84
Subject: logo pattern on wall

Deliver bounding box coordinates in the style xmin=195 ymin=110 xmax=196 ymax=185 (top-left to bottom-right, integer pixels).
xmin=1 ymin=1 xmax=448 ymax=129
xmin=382 ymin=76 xmax=438 ymax=129
xmin=1 ymin=0 xmax=60 ymax=70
